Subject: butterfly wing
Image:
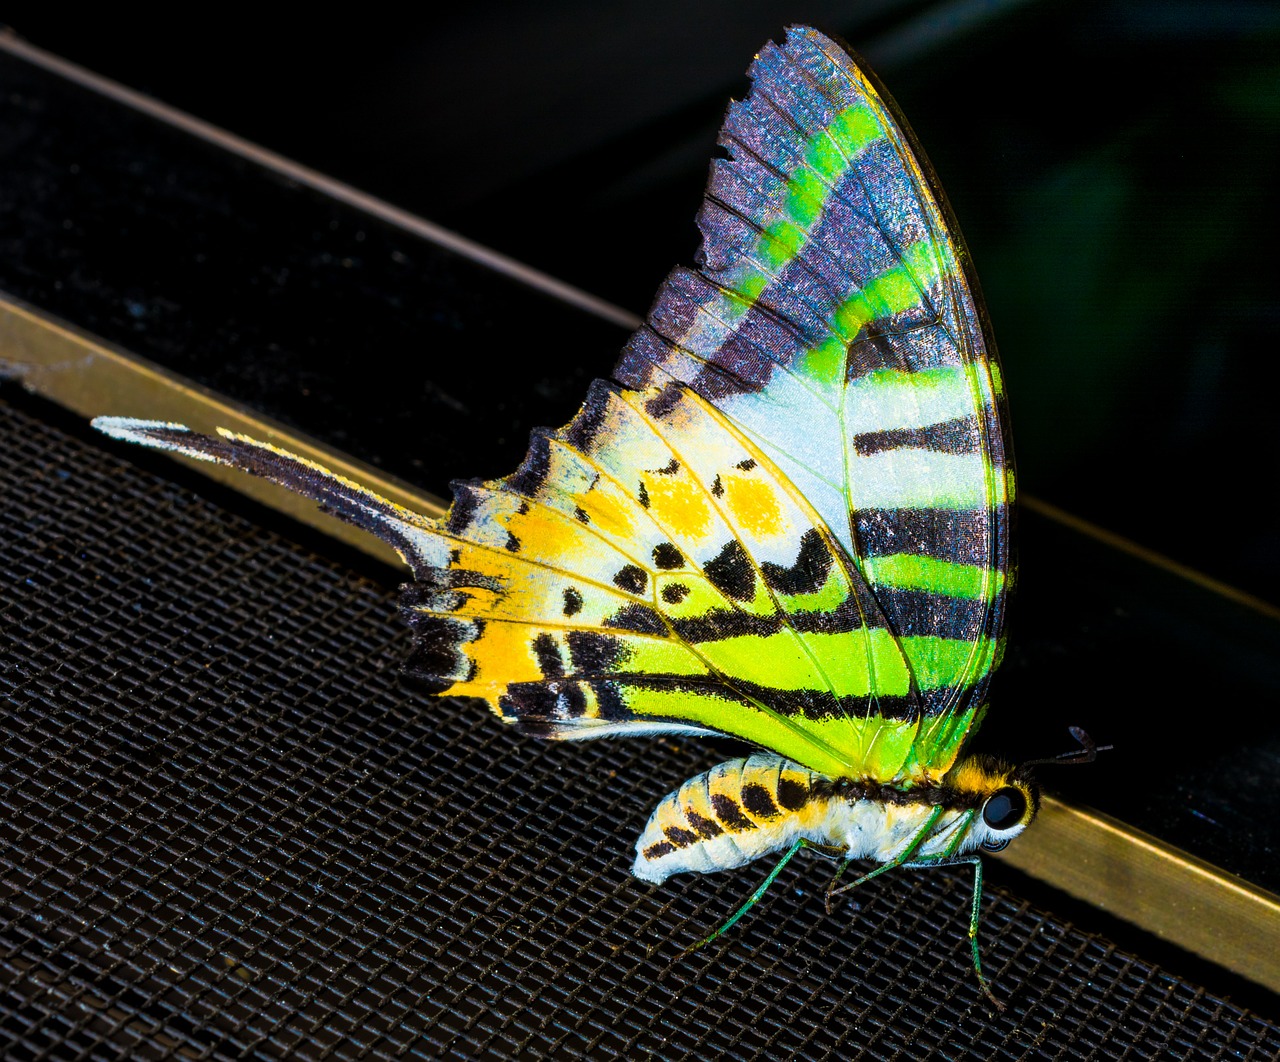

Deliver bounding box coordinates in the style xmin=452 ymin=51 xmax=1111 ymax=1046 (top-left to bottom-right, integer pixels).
xmin=94 ymin=27 xmax=1010 ymax=786
xmin=97 ymin=408 xmax=914 ymax=783
xmin=434 ymin=372 xmax=918 ymax=781
xmin=613 ymin=27 xmax=1011 ymax=782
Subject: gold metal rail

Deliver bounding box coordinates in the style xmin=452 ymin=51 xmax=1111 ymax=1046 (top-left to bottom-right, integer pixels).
xmin=0 ymin=295 xmax=442 ymax=565
xmin=5 ymin=292 xmax=1278 ymax=994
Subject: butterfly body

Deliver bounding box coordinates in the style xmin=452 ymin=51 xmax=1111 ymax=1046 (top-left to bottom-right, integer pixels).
xmin=94 ymin=26 xmax=1029 ymax=1002
xmin=633 ymin=753 xmax=1035 ymax=885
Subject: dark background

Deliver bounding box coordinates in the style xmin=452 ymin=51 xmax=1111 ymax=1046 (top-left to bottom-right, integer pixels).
xmin=7 ymin=0 xmax=1280 ymax=603
xmin=3 ymin=1 xmax=1280 ymax=889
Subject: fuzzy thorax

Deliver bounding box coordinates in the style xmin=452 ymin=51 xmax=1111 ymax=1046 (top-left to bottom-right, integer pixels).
xmin=633 ymin=753 xmax=1038 ymax=884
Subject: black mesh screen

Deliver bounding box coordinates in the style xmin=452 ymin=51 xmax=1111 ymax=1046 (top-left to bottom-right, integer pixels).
xmin=4 ymin=392 xmax=1279 ymax=1059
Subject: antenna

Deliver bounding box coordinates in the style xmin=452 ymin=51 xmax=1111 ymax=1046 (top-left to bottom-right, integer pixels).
xmin=1023 ymin=726 xmax=1114 ymax=769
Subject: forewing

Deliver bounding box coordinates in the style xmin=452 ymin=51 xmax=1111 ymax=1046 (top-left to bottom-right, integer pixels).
xmin=615 ymin=28 xmax=1011 ymax=780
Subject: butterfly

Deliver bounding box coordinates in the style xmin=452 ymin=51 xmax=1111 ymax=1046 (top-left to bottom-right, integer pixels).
xmin=96 ymin=26 xmax=1040 ymax=1006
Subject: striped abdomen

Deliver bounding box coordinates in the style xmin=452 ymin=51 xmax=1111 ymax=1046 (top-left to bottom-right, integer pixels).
xmin=633 ymin=753 xmax=988 ymax=884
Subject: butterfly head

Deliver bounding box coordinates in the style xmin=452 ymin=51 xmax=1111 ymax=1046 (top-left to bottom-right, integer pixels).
xmin=944 ymin=755 xmax=1040 ymax=853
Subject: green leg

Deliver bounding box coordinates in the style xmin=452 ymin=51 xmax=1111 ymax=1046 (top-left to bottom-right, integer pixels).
xmin=682 ymin=838 xmax=825 ymax=956
xmin=828 ymin=805 xmax=944 ymax=901
xmin=965 ymin=856 xmax=1005 ymax=1012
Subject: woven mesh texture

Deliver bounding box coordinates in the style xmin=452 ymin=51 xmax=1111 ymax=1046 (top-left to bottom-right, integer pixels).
xmin=3 ymin=392 xmax=1279 ymax=1060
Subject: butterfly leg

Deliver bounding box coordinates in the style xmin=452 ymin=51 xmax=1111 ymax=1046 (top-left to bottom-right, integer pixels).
xmin=823 ymin=860 xmax=852 ymax=914
xmin=681 ymin=837 xmax=830 ymax=956
xmin=963 ymin=856 xmax=1005 ymax=1011
xmin=827 ymin=805 xmax=944 ymax=902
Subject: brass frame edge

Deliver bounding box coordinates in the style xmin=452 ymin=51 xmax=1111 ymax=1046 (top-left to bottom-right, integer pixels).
xmin=999 ymin=796 xmax=1280 ymax=994
xmin=0 ymin=293 xmax=444 ymax=566
xmin=5 ymin=293 xmax=1278 ymax=995
xmin=1021 ymin=494 xmax=1280 ymax=622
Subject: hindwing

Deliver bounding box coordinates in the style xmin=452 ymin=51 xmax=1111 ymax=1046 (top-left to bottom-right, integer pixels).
xmin=419 ymin=370 xmax=921 ymax=780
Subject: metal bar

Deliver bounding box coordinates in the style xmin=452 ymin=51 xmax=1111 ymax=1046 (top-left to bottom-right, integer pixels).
xmin=1021 ymin=494 xmax=1280 ymax=622
xmin=6 ymin=291 xmax=1280 ymax=993
xmin=998 ymin=796 xmax=1280 ymax=994
xmin=0 ymin=294 xmax=441 ymax=567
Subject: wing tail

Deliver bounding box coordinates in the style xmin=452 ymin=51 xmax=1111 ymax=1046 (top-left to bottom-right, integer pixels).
xmin=92 ymin=417 xmax=444 ymax=576
xmin=91 ymin=417 xmax=483 ymax=691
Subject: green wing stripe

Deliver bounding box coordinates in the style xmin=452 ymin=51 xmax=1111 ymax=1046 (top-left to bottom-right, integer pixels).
xmin=695 ymin=629 xmax=911 ymax=697
xmin=870 ymin=555 xmax=1004 ymax=601
xmin=719 ymin=102 xmax=887 ymax=313
xmin=613 ymin=683 xmax=914 ymax=781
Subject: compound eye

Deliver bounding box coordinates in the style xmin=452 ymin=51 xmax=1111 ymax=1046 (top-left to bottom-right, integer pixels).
xmin=982 ymin=787 xmax=1027 ymax=831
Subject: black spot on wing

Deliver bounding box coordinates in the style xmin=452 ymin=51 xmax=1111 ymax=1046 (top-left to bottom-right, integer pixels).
xmin=562 ymin=587 xmax=583 ymax=616
xmin=661 ymin=583 xmax=690 ymax=605
xmin=592 ymin=680 xmax=629 ymax=720
xmin=703 ymin=540 xmax=756 ymax=601
xmin=605 ymin=604 xmax=669 ymax=635
xmin=669 ymin=609 xmax=781 ymax=643
xmin=643 ymin=841 xmax=676 ymax=860
xmin=501 ymin=681 xmax=589 ymax=720
xmin=613 ymin=565 xmax=648 ymax=595
xmin=505 ymin=531 xmax=520 ymax=553
xmin=498 ymin=682 xmax=557 ymax=719
xmin=652 ymin=543 xmax=685 ymax=569
xmin=761 ymin=529 xmax=832 ymax=596
xmin=562 ymin=684 xmax=588 ymax=717
xmin=566 ymin=631 xmax=625 ymax=674
xmin=532 ymin=633 xmax=563 ymax=678
xmin=638 ymin=482 xmax=651 ymax=509
xmin=788 ymin=600 xmax=868 ymax=635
